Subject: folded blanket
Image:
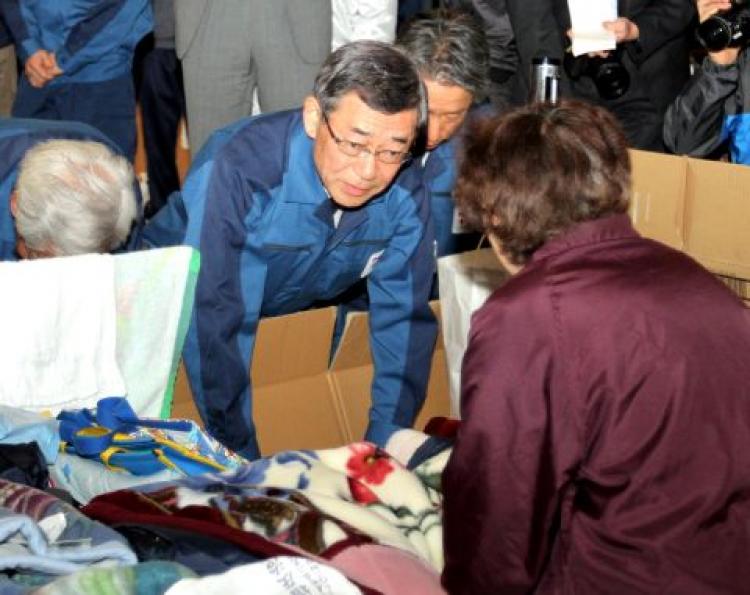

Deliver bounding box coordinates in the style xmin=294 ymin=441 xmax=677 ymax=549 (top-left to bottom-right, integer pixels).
xmin=84 ymin=442 xmax=449 ymax=573
xmin=0 ymin=479 xmax=136 ymax=577
xmin=0 ymin=510 xmax=134 ymax=575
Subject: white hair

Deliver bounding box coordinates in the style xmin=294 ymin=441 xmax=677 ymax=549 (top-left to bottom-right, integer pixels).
xmin=15 ymin=139 xmax=137 ymax=257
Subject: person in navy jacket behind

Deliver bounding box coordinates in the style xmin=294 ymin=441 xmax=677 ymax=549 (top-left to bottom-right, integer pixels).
xmin=143 ymin=41 xmax=437 ymax=460
xmin=397 ymin=9 xmax=490 ymax=260
xmin=0 ymin=118 xmax=141 ymax=261
xmin=2 ymin=0 xmax=153 ymax=159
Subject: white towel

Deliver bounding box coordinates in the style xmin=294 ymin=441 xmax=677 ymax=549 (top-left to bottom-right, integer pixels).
xmin=113 ymin=246 xmax=198 ymax=418
xmin=0 ymin=254 xmax=125 ymax=413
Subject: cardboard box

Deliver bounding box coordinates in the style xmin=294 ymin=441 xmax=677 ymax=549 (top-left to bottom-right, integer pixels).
xmin=251 ymin=307 xmax=349 ymax=454
xmin=630 ymin=150 xmax=750 ymax=302
xmin=329 ymin=302 xmax=451 ymax=441
xmin=171 ymin=302 xmax=451 ymax=455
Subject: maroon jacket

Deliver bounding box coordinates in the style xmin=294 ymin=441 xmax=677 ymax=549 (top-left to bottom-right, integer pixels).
xmin=442 ymin=214 xmax=750 ymax=594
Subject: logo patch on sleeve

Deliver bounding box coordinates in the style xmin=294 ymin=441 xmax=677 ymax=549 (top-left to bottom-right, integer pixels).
xmin=360 ymin=250 xmax=385 ymax=278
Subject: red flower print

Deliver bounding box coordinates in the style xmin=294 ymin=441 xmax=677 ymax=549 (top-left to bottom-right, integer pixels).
xmin=347 ymin=476 xmax=379 ymax=504
xmin=346 ymin=443 xmax=394 ymax=486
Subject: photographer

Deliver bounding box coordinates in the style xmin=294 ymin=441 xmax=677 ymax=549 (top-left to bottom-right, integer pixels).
xmin=664 ymin=1 xmax=750 ymax=163
xmin=504 ymin=0 xmax=695 ymax=150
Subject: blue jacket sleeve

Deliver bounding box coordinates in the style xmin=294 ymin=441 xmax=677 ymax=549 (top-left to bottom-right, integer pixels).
xmin=365 ymin=181 xmax=438 ymax=446
xmin=54 ymin=0 xmax=152 ymax=77
xmin=181 ymin=153 xmax=266 ymax=460
xmin=139 ymin=190 xmax=189 ymax=249
xmin=2 ymin=0 xmax=42 ymax=62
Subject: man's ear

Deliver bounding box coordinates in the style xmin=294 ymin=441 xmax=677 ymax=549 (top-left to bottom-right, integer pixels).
xmin=302 ymin=95 xmax=322 ymax=139
xmin=9 ymin=191 xmax=18 ymax=218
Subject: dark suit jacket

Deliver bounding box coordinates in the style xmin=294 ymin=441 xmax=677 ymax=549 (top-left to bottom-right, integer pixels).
xmin=506 ymin=0 xmax=696 ymax=147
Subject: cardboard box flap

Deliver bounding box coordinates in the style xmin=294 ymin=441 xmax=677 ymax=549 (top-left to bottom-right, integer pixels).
xmin=330 ymin=301 xmax=443 ymax=373
xmin=251 ymin=306 xmax=349 ymax=454
xmin=630 ymin=150 xmax=750 ymax=283
xmin=254 ymin=376 xmax=349 ymax=454
xmin=252 ymin=306 xmax=337 ymax=387
xmin=330 ymin=311 xmax=371 ymax=372
xmin=329 ymin=301 xmax=451 ymax=441
xmin=684 ymin=157 xmax=750 ymax=280
xmin=629 ymin=149 xmax=687 ymax=252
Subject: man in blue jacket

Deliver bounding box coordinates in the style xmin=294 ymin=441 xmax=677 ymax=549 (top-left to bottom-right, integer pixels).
xmin=0 ymin=118 xmax=141 ymax=260
xmin=2 ymin=0 xmax=153 ymax=159
xmin=144 ymin=40 xmax=437 ymax=459
xmin=397 ymin=9 xmax=490 ymax=259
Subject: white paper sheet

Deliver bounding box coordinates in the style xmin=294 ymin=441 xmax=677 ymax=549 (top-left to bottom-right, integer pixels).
xmin=568 ymin=0 xmax=617 ymax=56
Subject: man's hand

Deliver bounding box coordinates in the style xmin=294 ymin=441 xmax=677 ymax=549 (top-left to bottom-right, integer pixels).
xmin=697 ymin=0 xmax=741 ymax=65
xmin=24 ymin=49 xmax=62 ymax=88
xmin=698 ymin=0 xmax=732 ymax=22
xmin=602 ymin=17 xmax=640 ymax=43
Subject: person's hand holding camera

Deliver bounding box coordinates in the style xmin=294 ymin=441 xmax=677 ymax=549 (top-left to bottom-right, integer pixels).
xmin=699 ymin=0 xmax=742 ymax=64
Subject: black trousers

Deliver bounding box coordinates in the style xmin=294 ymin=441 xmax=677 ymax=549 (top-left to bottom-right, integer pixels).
xmin=136 ymin=42 xmax=186 ymax=216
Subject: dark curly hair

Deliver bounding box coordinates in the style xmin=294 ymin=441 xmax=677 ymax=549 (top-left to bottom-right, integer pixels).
xmin=455 ymin=100 xmax=631 ymax=266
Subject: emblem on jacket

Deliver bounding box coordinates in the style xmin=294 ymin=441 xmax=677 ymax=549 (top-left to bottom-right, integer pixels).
xmin=360 ymin=250 xmax=385 ymax=278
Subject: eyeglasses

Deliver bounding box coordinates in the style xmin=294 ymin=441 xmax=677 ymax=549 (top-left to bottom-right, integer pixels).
xmin=322 ymin=112 xmax=411 ymax=165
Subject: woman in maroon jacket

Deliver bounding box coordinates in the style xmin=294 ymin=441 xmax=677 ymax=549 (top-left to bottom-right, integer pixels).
xmin=441 ymin=100 xmax=750 ymax=594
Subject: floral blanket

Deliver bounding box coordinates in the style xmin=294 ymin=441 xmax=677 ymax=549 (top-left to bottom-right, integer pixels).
xmin=84 ymin=442 xmax=450 ymax=572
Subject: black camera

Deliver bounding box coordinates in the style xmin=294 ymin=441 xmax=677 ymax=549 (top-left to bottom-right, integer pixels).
xmin=696 ymin=0 xmax=750 ymax=52
xmin=564 ymin=48 xmax=631 ymax=101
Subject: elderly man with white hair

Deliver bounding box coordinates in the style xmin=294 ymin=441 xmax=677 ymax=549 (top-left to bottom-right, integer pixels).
xmin=0 ymin=118 xmax=140 ymax=260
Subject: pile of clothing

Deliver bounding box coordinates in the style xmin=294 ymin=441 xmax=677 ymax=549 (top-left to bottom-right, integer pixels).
xmin=0 ymin=401 xmax=453 ymax=595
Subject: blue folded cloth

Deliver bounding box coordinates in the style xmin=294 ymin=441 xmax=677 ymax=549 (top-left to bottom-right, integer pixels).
xmin=0 ymin=479 xmax=137 ymax=577
xmin=0 ymin=405 xmax=60 ymax=464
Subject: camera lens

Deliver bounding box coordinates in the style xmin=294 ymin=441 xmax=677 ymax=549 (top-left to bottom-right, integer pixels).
xmin=697 ymin=16 xmax=733 ymax=51
xmin=594 ymin=61 xmax=631 ymax=101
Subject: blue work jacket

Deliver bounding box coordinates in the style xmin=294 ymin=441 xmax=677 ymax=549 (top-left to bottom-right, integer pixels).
xmin=2 ymin=0 xmax=152 ymax=83
xmin=144 ymin=110 xmax=438 ymax=459
xmin=0 ymin=117 xmax=142 ymax=260
xmin=416 ymin=102 xmax=494 ymax=259
xmin=419 ymin=138 xmax=460 ymax=258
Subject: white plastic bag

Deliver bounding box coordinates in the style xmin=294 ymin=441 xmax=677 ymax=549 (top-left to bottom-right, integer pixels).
xmin=437 ymin=249 xmax=509 ymax=417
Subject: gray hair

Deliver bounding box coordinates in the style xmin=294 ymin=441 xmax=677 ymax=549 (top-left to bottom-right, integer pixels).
xmin=313 ymin=39 xmax=426 ymax=125
xmin=15 ymin=139 xmax=137 ymax=257
xmin=397 ymin=9 xmax=489 ymax=99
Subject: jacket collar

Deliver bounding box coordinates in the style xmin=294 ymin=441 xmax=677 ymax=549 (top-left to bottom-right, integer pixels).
xmin=531 ymin=213 xmax=638 ymax=263
xmin=421 ymin=141 xmax=451 ymax=177
xmin=283 ymin=115 xmax=329 ymax=206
